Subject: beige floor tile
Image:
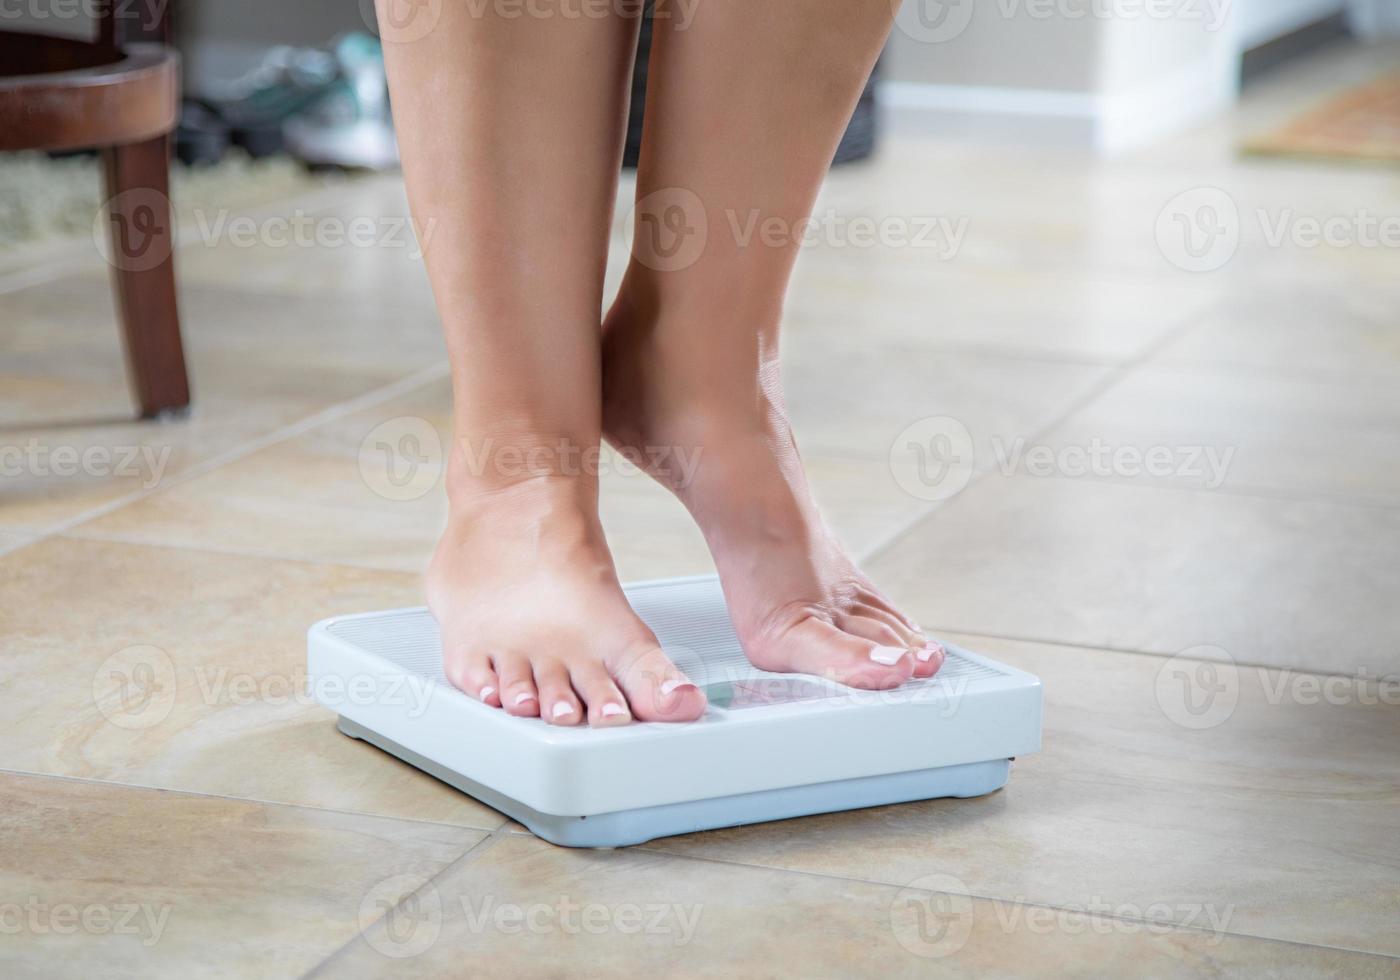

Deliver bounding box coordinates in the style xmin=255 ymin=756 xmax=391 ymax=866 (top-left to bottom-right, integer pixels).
xmin=864 ymin=474 xmax=1400 ymax=676
xmin=866 ymin=79 xmax=1400 ymax=291
xmin=70 ymin=380 xmax=456 ymax=572
xmin=783 ymin=338 xmax=1109 ymax=462
xmin=0 ymin=386 xmax=324 ymax=536
xmin=68 ymin=349 xmax=1002 ymax=574
xmin=313 ymin=833 xmax=1394 ymax=979
xmin=38 ymin=270 xmax=449 ymax=396
xmin=1153 ymin=287 xmax=1400 ymax=384
xmin=1 ymin=377 xmax=297 ymax=534
xmin=0 ymin=529 xmax=39 ymax=557
xmin=798 ymin=453 xmax=937 ymax=560
xmin=2 ymin=275 xmax=446 ymax=532
xmin=644 ymin=634 xmax=1400 ymax=957
xmin=786 ymin=262 xmax=1218 ymax=363
xmin=67 ymin=378 xmax=709 ymax=576
xmin=172 ymin=182 xmax=438 ymax=315
xmin=809 ymin=145 xmax=1397 ymax=291
xmin=1039 ymin=364 xmax=1400 ymax=505
xmin=0 ymin=536 xmax=503 ymax=830
xmin=0 ymin=771 xmax=486 ymax=979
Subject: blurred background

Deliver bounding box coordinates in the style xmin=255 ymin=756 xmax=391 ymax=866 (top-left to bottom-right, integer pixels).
xmin=2 ymin=1 xmax=1398 ymax=976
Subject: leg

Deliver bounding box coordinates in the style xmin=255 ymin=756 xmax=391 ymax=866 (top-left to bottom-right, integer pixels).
xmin=377 ymin=0 xmax=704 ymax=724
xmin=603 ymin=0 xmax=944 ymax=687
xmin=102 ymin=134 xmax=190 ymax=418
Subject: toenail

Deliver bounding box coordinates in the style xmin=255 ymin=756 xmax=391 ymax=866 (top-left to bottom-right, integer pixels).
xmin=601 ymin=703 xmax=627 ymax=718
xmin=514 ymin=692 xmax=536 ymax=707
xmin=916 ymin=646 xmax=935 ymax=662
xmin=659 ymin=677 xmax=697 ymax=699
xmin=551 ymin=701 xmax=574 ymax=719
xmin=869 ymin=645 xmax=908 ymax=666
xmin=480 ymin=685 xmax=496 ymax=700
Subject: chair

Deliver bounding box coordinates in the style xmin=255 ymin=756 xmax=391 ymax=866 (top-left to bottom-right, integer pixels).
xmin=0 ymin=1 xmax=189 ymax=417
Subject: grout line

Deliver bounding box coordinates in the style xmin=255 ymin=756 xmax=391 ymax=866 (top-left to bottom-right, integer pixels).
xmin=54 ymin=527 xmax=432 ymax=576
xmin=1134 ymin=349 xmax=1400 ymax=393
xmin=869 ymin=462 xmax=1400 ymax=521
xmin=0 ymin=254 xmax=100 ymax=296
xmin=916 ymin=625 xmax=1400 ymax=683
xmin=10 ymin=767 xmax=1395 ymax=964
xmin=0 ymin=766 xmax=508 ymax=834
xmin=1005 ymin=469 xmax=1400 ymax=514
xmin=789 ymin=330 xmax=1127 ymax=370
xmin=0 ymin=533 xmax=42 ymax=560
xmin=622 ymin=844 xmax=1400 ymax=963
xmin=857 ymin=303 xmax=1212 ymax=566
xmin=302 ymin=830 xmax=508 ymax=979
xmin=43 ymin=361 xmax=450 ymax=538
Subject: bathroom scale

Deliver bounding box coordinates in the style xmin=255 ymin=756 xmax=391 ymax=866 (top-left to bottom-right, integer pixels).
xmin=307 ymin=575 xmax=1042 ymax=847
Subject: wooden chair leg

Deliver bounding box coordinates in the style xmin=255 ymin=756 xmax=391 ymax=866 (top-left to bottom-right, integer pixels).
xmin=101 ymin=133 xmax=190 ymax=418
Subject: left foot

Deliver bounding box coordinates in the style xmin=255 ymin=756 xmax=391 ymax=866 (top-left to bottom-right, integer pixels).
xmin=601 ymin=297 xmax=945 ymax=690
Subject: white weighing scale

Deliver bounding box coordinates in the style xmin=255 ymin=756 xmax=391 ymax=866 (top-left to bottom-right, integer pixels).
xmin=308 ymin=576 xmax=1042 ymax=847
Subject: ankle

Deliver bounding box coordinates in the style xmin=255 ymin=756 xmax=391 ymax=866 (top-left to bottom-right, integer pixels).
xmin=604 ymin=273 xmax=784 ymax=396
xmin=602 ymin=319 xmax=787 ymax=442
xmin=613 ymin=262 xmax=786 ymax=340
xmin=444 ymin=434 xmax=601 ymax=508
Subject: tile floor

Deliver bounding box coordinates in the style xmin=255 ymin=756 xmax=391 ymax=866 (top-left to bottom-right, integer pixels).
xmin=3 ymin=39 xmax=1399 ymax=979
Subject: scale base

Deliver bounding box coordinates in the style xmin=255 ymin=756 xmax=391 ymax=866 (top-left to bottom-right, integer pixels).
xmin=337 ymin=716 xmax=1010 ymax=848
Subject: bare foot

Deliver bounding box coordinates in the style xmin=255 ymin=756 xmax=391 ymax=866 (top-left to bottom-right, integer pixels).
xmin=427 ymin=446 xmax=707 ymax=725
xmin=602 ymin=302 xmax=945 ymax=691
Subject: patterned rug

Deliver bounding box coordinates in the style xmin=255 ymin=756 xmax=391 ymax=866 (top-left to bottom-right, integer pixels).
xmin=1245 ymin=71 xmax=1400 ymax=164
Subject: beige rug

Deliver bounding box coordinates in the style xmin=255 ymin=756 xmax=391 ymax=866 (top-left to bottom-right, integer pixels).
xmin=0 ymin=150 xmax=331 ymax=252
xmin=1245 ymin=70 xmax=1400 ymax=164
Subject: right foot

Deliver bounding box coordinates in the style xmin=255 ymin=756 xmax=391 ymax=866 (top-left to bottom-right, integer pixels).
xmin=426 ymin=450 xmax=707 ymax=726
xmin=601 ymin=295 xmax=943 ymax=693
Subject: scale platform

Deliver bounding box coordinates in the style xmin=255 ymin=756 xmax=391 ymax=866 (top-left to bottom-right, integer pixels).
xmin=308 ymin=576 xmax=1042 ymax=847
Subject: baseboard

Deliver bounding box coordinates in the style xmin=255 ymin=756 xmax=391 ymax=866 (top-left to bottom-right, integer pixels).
xmin=882 ymin=54 xmax=1237 ymax=154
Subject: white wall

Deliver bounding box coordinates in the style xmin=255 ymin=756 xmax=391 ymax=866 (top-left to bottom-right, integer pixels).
xmin=884 ymin=1 xmax=1240 ymax=153
xmin=885 ymin=3 xmax=1101 ymax=90
xmin=1348 ymin=0 xmax=1400 ymax=36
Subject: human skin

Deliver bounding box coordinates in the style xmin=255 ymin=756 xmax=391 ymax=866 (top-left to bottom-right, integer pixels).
xmin=378 ymin=0 xmax=943 ymax=727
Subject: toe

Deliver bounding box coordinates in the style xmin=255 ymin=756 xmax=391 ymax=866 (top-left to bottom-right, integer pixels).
xmin=758 ymin=617 xmax=916 ymax=690
xmin=856 ymin=587 xmax=925 ymax=633
xmin=851 ymin=585 xmax=929 ymax=638
xmin=443 ymin=650 xmax=501 ymax=707
xmin=493 ymin=651 xmax=540 ymax=717
xmin=852 ymin=602 xmax=926 ymax=650
xmin=568 ymin=660 xmax=633 ymax=727
xmin=608 ymin=642 xmax=707 ymax=723
xmin=532 ymin=658 xmax=583 ymax=727
xmin=912 ymin=639 xmax=946 ymax=679
xmin=837 ymin=610 xmax=916 ymax=654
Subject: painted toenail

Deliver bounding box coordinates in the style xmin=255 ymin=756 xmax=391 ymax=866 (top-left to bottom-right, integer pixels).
xmin=870 ymin=645 xmax=908 ymax=666
xmin=514 ymin=692 xmax=536 ymax=706
xmin=601 ymin=703 xmax=627 ymax=718
xmin=480 ymin=685 xmax=496 ymax=700
xmin=660 ymin=677 xmax=697 ymax=699
xmin=552 ymin=701 xmax=575 ymax=719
